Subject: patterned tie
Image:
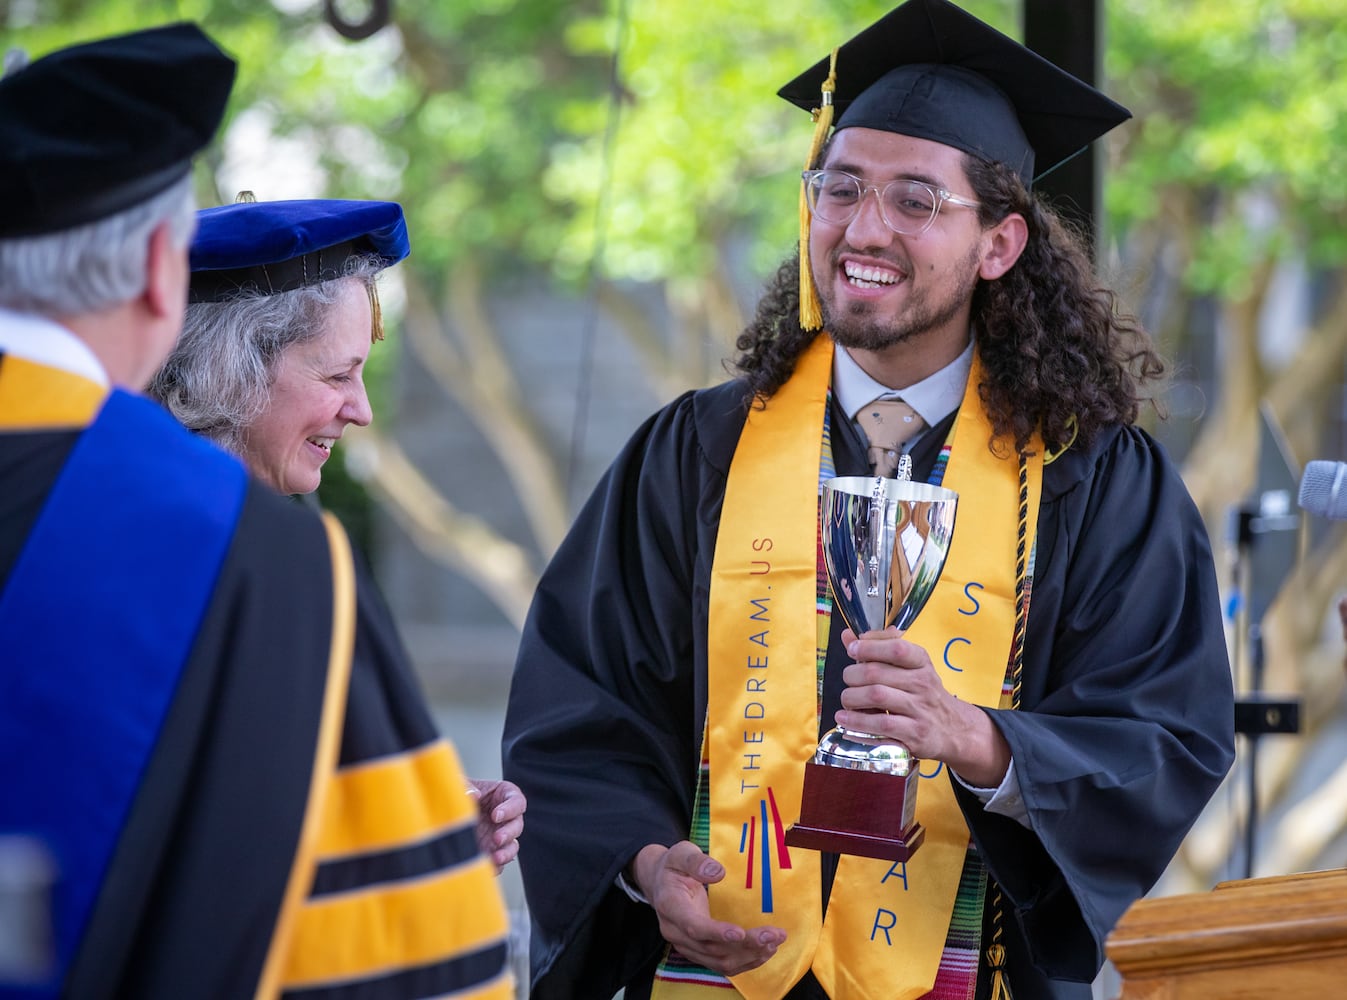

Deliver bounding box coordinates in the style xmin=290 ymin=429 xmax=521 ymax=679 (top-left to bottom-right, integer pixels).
xmin=857 ymin=397 xmax=926 ymax=477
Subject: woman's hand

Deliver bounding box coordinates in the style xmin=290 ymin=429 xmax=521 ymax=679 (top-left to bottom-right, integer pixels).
xmin=468 ymin=778 xmax=526 ymax=872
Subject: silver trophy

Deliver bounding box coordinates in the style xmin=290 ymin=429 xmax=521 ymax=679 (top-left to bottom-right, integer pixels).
xmin=785 ymin=474 xmax=958 ymax=861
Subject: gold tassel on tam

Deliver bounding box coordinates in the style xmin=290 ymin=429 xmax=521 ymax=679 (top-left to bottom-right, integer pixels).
xmin=798 ymin=47 xmax=838 ymax=331
xmin=367 ymin=283 xmax=385 ymax=343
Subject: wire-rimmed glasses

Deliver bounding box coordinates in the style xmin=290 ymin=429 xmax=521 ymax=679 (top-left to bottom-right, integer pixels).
xmin=802 ymin=169 xmax=981 ymax=236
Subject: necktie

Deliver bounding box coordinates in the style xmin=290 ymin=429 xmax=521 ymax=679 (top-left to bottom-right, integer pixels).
xmin=857 ymin=398 xmax=925 ymax=477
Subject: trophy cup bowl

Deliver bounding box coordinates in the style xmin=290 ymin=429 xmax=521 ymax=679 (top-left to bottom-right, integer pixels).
xmin=785 ymin=475 xmax=958 ymax=862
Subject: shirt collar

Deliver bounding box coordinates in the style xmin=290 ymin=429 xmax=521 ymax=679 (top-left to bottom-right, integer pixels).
xmin=832 ymin=336 xmax=974 ymax=428
xmin=0 ymin=307 xmax=108 ymax=386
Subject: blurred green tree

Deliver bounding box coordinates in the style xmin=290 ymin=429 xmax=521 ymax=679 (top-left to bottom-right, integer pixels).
xmin=12 ymin=0 xmax=1347 ymax=883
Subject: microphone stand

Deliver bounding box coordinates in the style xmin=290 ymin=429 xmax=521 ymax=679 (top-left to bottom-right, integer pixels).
xmin=1242 ymin=620 xmax=1265 ymax=880
xmin=1229 ymin=504 xmax=1301 ymax=881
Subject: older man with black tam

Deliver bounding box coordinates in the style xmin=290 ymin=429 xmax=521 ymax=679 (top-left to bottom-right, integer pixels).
xmin=502 ymin=1 xmax=1235 ymax=998
xmin=0 ymin=25 xmax=514 ymax=1000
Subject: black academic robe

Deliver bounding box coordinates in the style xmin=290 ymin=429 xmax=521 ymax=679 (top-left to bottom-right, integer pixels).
xmin=502 ymin=375 xmax=1235 ymax=1000
xmin=0 ymin=358 xmax=510 ymax=999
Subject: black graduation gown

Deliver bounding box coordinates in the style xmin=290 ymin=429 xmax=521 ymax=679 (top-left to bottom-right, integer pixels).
xmin=502 ymin=376 xmax=1235 ymax=1000
xmin=0 ymin=374 xmax=509 ymax=998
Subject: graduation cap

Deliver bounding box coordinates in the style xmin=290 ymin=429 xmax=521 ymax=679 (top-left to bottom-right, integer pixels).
xmin=0 ymin=22 xmax=235 ymax=239
xmin=189 ymin=198 xmax=410 ymax=303
xmin=779 ymin=0 xmax=1130 ymax=185
xmin=778 ymin=0 xmax=1131 ymax=328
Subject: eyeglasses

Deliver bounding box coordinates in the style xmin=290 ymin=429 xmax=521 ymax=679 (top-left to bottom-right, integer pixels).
xmin=802 ymin=169 xmax=981 ymax=236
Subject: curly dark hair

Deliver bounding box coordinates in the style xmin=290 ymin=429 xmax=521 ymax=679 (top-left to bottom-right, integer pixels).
xmin=730 ymin=155 xmax=1165 ymax=454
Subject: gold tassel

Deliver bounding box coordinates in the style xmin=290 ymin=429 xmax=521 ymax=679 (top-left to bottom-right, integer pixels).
xmin=986 ymin=943 xmax=1014 ymax=1000
xmin=367 ymin=283 xmax=385 ymax=343
xmin=798 ymin=48 xmax=838 ymax=332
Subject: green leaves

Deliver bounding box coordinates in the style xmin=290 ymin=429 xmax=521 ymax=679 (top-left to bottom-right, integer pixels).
xmin=1109 ymin=0 xmax=1347 ymax=292
xmin=17 ymin=0 xmax=1344 ymax=322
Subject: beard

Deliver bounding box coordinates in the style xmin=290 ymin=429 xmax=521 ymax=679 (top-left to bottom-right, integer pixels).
xmin=819 ymin=242 xmax=982 ymax=352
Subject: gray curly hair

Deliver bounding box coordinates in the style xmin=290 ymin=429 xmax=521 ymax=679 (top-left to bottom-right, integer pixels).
xmin=147 ymin=255 xmax=385 ymax=456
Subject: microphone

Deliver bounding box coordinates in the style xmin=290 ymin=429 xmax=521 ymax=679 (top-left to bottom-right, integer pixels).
xmin=1298 ymin=460 xmax=1347 ymax=519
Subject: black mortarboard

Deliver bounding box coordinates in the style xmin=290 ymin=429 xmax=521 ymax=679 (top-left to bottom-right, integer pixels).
xmin=0 ymin=22 xmax=235 ymax=238
xmin=779 ymin=0 xmax=1130 ymax=329
xmin=188 ymin=198 xmax=410 ymax=303
xmin=778 ymin=0 xmax=1131 ymax=185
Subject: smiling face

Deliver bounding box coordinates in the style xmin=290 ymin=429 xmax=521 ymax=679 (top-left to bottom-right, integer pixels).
xmin=239 ymin=278 xmax=374 ymax=495
xmin=809 ymin=128 xmax=991 ymax=377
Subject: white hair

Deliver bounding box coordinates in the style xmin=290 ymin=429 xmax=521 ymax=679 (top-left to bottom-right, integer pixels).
xmin=0 ymin=174 xmax=196 ymax=315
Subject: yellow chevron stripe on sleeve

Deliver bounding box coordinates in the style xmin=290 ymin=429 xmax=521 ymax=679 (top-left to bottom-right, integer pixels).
xmin=278 ymin=859 xmax=510 ymax=989
xmin=318 ymin=740 xmax=478 ymax=858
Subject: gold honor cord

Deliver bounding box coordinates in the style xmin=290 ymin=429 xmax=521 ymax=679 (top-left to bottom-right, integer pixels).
xmin=700 ymin=340 xmax=1041 ymax=1000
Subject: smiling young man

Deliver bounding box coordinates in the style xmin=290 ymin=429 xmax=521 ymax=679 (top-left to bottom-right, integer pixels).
xmin=810 ymin=128 xmax=1022 ymax=387
xmin=503 ymin=1 xmax=1235 ymax=998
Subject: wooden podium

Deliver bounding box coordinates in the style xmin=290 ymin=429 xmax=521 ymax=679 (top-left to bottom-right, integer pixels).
xmin=1106 ymin=868 xmax=1347 ymax=998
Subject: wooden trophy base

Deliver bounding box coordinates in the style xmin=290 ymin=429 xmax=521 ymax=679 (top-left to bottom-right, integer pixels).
xmin=784 ymin=759 xmax=924 ymax=862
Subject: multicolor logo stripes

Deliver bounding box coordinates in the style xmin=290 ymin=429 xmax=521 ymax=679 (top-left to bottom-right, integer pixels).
xmin=739 ymin=786 xmax=792 ymax=913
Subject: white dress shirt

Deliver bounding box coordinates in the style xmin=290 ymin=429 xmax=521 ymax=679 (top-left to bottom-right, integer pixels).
xmin=831 ymin=338 xmax=973 ymax=451
xmin=0 ymin=307 xmax=108 ymax=385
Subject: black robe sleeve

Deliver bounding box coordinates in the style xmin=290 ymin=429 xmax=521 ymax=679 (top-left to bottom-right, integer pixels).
xmin=959 ymin=424 xmax=1235 ymax=984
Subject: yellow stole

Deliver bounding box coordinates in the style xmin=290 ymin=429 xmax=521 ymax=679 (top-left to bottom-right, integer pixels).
xmin=700 ymin=335 xmax=1041 ymax=1000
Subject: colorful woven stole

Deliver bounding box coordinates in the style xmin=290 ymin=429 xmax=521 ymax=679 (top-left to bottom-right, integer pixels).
xmin=657 ymin=337 xmax=1042 ymax=1000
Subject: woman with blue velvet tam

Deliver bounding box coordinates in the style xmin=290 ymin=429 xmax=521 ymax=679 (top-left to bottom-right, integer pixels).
xmin=155 ymin=198 xmax=398 ymax=498
xmin=149 ymin=198 xmax=525 ymax=870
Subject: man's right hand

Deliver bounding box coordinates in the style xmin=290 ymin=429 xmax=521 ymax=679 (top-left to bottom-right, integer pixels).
xmin=630 ymin=841 xmax=787 ymax=977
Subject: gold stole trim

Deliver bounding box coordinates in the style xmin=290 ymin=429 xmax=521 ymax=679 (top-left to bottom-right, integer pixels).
xmin=704 ymin=338 xmax=1041 ymax=1000
xmin=255 ymin=513 xmax=357 ymax=999
xmin=0 ymin=353 xmax=106 ymax=429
